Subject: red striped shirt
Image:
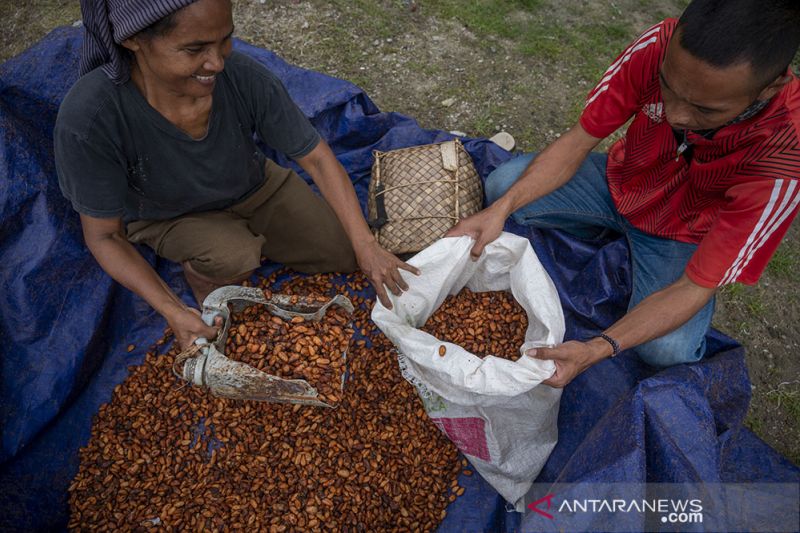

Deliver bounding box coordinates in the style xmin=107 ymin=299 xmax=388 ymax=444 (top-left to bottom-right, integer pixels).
xmin=580 ymin=18 xmax=800 ymax=287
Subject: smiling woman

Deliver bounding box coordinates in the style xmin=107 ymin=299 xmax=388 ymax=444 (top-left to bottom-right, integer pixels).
xmin=122 ymin=0 xmax=234 ymax=105
xmin=54 ymin=0 xmax=418 ymax=351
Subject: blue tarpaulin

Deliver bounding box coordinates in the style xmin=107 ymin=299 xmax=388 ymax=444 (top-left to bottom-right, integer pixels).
xmin=1 ymin=27 xmax=797 ymax=532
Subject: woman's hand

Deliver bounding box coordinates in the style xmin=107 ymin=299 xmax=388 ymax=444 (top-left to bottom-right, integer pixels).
xmin=355 ymin=239 xmax=420 ymax=309
xmin=166 ymin=306 xmax=222 ymax=351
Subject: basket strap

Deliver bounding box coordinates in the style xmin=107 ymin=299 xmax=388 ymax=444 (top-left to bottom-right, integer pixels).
xmin=386 ymin=215 xmax=459 ymax=223
xmin=372 ymin=179 xmax=462 ymax=197
xmin=454 ymin=153 xmax=460 ymax=219
xmin=440 ymin=141 xmax=459 ymax=171
xmin=368 ymin=182 xmax=389 ymax=230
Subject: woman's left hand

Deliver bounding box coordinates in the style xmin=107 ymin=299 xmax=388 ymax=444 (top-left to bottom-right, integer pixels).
xmin=355 ymin=239 xmax=420 ymax=309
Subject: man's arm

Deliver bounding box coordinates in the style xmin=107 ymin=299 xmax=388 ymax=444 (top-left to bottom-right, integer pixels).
xmin=447 ymin=122 xmax=603 ymax=258
xmin=80 ymin=214 xmax=219 ymax=349
xmin=532 ymin=274 xmax=716 ymax=387
xmin=295 ymin=141 xmax=419 ymax=308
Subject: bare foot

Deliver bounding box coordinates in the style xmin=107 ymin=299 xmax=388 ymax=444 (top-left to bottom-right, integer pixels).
xmin=181 ymin=262 xmax=254 ymax=306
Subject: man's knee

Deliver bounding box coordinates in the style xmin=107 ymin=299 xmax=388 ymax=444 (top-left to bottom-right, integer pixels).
xmin=485 ymin=154 xmax=536 ymax=204
xmin=635 ymin=329 xmax=706 ymax=368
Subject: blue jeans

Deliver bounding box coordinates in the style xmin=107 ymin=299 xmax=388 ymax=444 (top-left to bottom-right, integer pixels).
xmin=487 ymin=152 xmax=713 ymax=367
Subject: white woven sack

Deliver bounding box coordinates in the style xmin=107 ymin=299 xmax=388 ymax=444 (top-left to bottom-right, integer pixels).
xmin=371 ymin=232 xmax=565 ymax=511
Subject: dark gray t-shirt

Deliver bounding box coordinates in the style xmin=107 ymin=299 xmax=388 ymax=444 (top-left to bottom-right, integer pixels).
xmin=54 ymin=51 xmax=320 ymax=222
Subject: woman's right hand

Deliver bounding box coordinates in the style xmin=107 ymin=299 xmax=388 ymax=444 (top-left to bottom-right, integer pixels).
xmin=167 ymin=306 xmax=222 ymax=351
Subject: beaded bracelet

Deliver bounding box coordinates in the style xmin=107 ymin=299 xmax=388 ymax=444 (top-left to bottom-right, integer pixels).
xmin=599 ymin=333 xmax=620 ymax=357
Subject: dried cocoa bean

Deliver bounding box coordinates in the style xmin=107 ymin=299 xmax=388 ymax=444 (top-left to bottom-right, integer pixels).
xmin=422 ymin=287 xmax=527 ymax=361
xmin=69 ymin=271 xmax=467 ymax=532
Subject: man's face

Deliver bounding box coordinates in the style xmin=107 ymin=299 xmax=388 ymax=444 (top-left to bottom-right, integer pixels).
xmin=659 ymin=29 xmax=762 ymax=131
xmin=126 ymin=0 xmax=234 ymax=99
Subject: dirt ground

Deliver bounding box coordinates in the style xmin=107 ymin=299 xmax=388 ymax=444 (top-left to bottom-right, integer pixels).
xmin=2 ymin=0 xmax=797 ymax=464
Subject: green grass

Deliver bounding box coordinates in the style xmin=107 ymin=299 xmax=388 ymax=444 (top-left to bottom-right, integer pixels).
xmin=744 ymin=412 xmax=764 ymax=437
xmin=766 ymin=378 xmax=800 ymax=404
xmin=339 ymin=0 xmax=396 ymax=38
xmin=746 ymin=297 xmax=767 ymax=318
xmin=720 ymin=283 xmax=746 ymax=299
xmin=433 ymin=0 xmax=545 ymax=40
xmin=766 ymin=247 xmax=799 ymax=279
xmin=768 ymin=388 xmax=800 ymax=421
xmin=426 ymin=0 xmax=679 ymax=82
xmin=719 ymin=283 xmax=768 ymax=319
xmin=765 ymin=382 xmax=800 ymax=462
xmin=0 ymin=0 xmax=81 ymax=62
xmin=419 ymin=0 xmax=688 ymax=130
xmin=469 ymin=106 xmax=499 ymax=137
xmin=404 ymin=60 xmax=440 ymax=78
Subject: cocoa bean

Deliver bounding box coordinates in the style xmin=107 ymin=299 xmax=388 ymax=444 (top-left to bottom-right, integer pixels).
xmin=422 ymin=288 xmax=527 ymax=361
xmin=69 ymin=271 xmax=462 ymax=531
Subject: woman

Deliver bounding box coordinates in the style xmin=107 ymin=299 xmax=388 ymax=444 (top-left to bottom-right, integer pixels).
xmin=55 ymin=0 xmax=417 ymax=349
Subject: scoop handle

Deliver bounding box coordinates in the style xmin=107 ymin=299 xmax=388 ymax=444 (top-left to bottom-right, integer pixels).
xmin=194 ymin=308 xmax=222 ymax=346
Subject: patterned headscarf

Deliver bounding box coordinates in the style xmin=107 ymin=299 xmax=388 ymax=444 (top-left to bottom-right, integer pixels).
xmin=79 ymin=0 xmax=199 ymax=84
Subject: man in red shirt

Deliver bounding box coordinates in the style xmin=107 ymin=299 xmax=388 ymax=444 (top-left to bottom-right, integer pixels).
xmin=449 ymin=0 xmax=800 ymax=387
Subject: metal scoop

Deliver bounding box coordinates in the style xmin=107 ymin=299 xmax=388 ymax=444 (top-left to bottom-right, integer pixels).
xmin=178 ymin=285 xmax=354 ymax=407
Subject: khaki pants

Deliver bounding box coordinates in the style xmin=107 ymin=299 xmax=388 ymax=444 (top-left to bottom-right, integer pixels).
xmin=127 ymin=160 xmax=357 ymax=280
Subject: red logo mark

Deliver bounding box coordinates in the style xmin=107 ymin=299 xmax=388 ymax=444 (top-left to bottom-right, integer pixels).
xmin=528 ymin=493 xmax=556 ymax=519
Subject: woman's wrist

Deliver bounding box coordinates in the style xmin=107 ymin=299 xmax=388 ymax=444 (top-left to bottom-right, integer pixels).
xmin=352 ymin=232 xmax=379 ymax=254
xmin=156 ymin=299 xmax=189 ymax=323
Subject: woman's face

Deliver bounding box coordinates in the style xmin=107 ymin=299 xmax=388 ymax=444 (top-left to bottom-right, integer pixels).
xmin=124 ymin=0 xmax=234 ymax=98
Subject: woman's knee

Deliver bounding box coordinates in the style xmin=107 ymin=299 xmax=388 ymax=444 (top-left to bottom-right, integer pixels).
xmin=187 ymin=236 xmax=264 ymax=281
xmin=271 ymin=221 xmax=358 ymax=274
xmin=485 ymin=154 xmax=537 ymax=204
xmin=305 ymin=242 xmax=358 ymax=274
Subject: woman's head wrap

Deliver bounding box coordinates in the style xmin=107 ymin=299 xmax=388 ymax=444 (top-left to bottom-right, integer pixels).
xmin=79 ymin=0 xmax=199 ymax=85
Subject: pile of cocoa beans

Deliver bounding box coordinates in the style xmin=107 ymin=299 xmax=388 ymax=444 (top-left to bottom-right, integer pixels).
xmin=68 ymin=272 xmax=468 ymax=531
xmin=224 ymin=298 xmax=352 ymax=405
xmin=422 ymin=287 xmax=528 ymax=360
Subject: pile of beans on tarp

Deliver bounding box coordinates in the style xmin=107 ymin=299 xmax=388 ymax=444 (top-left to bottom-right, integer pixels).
xmin=68 ymin=271 xmax=508 ymax=531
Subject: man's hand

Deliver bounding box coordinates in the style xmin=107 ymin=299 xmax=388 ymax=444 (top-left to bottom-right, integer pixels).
xmin=527 ymin=338 xmax=610 ymax=388
xmin=446 ymin=124 xmax=602 ymax=261
xmin=355 ymin=239 xmax=420 ymax=309
xmin=166 ymin=306 xmax=222 ymax=351
xmin=445 ymin=202 xmax=508 ymax=259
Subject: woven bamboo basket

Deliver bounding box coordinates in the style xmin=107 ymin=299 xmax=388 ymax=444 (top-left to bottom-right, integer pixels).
xmin=367 ymin=139 xmax=483 ymax=254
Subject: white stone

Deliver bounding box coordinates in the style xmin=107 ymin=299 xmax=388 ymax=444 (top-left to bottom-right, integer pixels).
xmin=489 ymin=131 xmax=516 ymax=151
